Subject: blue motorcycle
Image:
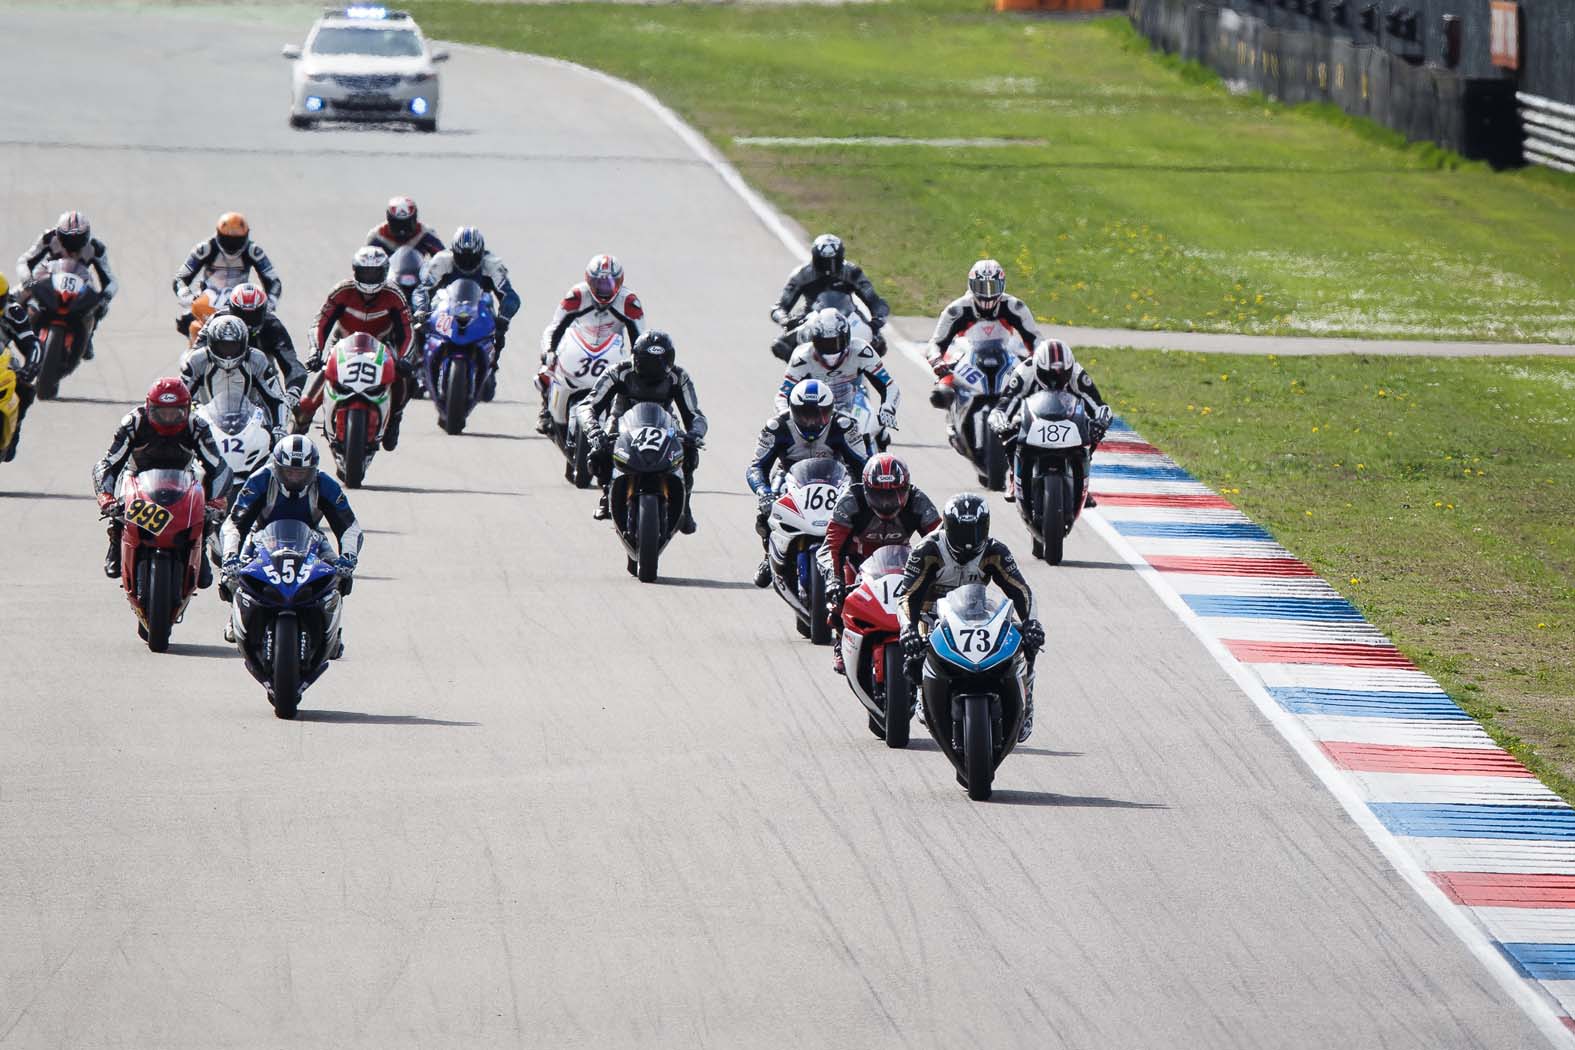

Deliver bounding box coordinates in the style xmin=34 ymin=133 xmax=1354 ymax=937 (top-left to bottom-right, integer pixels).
xmin=228 ymin=521 xmax=345 ymax=719
xmin=423 ymin=279 xmax=496 ymax=435
xmin=919 ymin=584 xmax=1031 ymax=800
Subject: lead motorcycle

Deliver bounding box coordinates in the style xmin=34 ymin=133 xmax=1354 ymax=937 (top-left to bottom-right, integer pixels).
xmin=607 ymin=402 xmax=687 ymax=582
xmin=837 ymin=543 xmax=913 ymax=748
xmin=771 ymin=289 xmax=880 ymax=361
xmin=766 ymin=458 xmax=847 ymax=644
xmin=113 ymin=467 xmax=208 ymax=653
xmin=1009 ymin=390 xmax=1100 ymax=564
xmin=27 ymin=260 xmax=103 ymax=400
xmin=920 ymin=584 xmax=1031 ymax=801
xmin=423 ymin=280 xmax=496 ymax=435
xmin=229 ymin=520 xmax=346 ymax=720
xmin=937 ymin=324 xmax=1027 ymax=490
xmin=541 ymin=321 xmax=628 ymax=488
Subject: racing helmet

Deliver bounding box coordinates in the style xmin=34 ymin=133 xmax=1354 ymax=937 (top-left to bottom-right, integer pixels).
xmin=809 ymin=307 xmax=852 ymax=369
xmin=810 ymin=233 xmax=844 ymax=278
xmin=389 ymin=246 xmax=423 ymax=301
xmin=216 ymin=212 xmax=250 ymax=255
xmin=968 ymin=259 xmax=1006 ymax=315
xmin=271 ymin=434 xmax=319 ymax=496
xmin=0 ymin=272 xmax=9 ymax=303
xmin=352 ymin=246 xmax=390 ymax=295
xmin=451 ymin=226 xmax=485 ymax=273
xmin=585 ymin=254 xmax=624 ymax=305
xmin=862 ymin=453 xmax=911 ymax=522
xmin=386 ymin=195 xmax=419 ymax=242
xmin=632 ymin=329 xmax=675 ymax=381
xmin=227 ymin=283 xmax=269 ymax=333
xmin=56 ymin=211 xmax=91 ymax=254
xmin=206 ymin=315 xmax=250 ymax=371
xmin=788 ymin=378 xmax=835 ymax=442
xmin=145 ymin=377 xmax=191 ymax=437
xmin=1033 ymin=339 xmax=1075 ymax=390
xmin=942 ymin=492 xmax=990 ymax=564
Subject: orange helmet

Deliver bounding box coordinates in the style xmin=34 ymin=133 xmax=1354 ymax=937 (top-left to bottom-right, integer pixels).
xmin=216 ymin=212 xmax=250 ymax=254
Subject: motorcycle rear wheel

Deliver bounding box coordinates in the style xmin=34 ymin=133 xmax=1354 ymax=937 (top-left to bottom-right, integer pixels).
xmin=636 ymin=492 xmax=661 ymax=583
xmin=272 ymin=614 xmax=302 ymax=719
xmin=37 ymin=328 xmax=66 ymax=400
xmin=572 ymin=432 xmax=592 ymax=490
xmin=142 ymin=550 xmax=179 ymax=653
xmin=882 ymin=642 xmax=911 ymax=749
xmin=808 ymin=565 xmax=831 ymax=646
xmin=343 ymin=410 xmax=368 ymax=489
xmin=963 ymin=694 xmax=994 ymax=801
xmin=442 ymin=359 xmax=470 ymax=435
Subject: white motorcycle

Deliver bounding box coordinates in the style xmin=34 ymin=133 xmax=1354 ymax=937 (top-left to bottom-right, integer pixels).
xmin=938 ymin=322 xmax=1029 ymax=490
xmin=195 ymin=387 xmax=274 ymax=567
xmin=542 ymin=321 xmax=629 ymax=488
xmin=766 ymin=457 xmax=848 ymax=645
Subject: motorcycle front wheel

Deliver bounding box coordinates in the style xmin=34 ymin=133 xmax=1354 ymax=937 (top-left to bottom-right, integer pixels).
xmin=141 ymin=549 xmax=179 ymax=653
xmin=442 ymin=359 xmax=470 ymax=435
xmin=882 ymin=642 xmax=910 ymax=749
xmin=37 ymin=328 xmax=66 ymax=400
xmin=1041 ymin=473 xmax=1065 ymax=565
xmin=272 ymin=613 xmax=302 ymax=719
xmin=343 ymin=410 xmax=368 ymax=489
xmin=636 ymin=492 xmax=661 ymax=583
xmin=963 ymin=694 xmax=994 ymax=801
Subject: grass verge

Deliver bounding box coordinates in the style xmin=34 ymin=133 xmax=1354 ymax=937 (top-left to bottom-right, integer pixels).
xmin=1098 ymin=350 xmax=1575 ymax=797
xmin=410 ymin=0 xmax=1575 ymax=342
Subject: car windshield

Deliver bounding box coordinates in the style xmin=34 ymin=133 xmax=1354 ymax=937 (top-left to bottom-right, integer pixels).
xmin=310 ymin=26 xmax=423 ymax=57
xmin=254 ymin=520 xmax=321 ymax=555
xmin=619 ymin=402 xmax=676 ymax=434
xmin=861 ymin=544 xmax=910 ymax=579
xmin=789 ymin=458 xmax=847 ymax=488
xmin=943 ymin=583 xmax=1000 ymax=623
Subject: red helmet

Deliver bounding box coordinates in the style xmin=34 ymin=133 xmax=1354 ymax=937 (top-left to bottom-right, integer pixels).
xmin=227 ymin=283 xmax=269 ymax=331
xmin=386 ymin=195 xmax=418 ymax=241
xmin=145 ymin=377 xmax=191 ymax=436
xmin=862 ymin=453 xmax=911 ymax=521
xmin=585 ymin=254 xmax=623 ymax=305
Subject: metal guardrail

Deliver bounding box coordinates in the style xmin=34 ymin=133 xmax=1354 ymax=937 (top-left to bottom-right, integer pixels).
xmin=1520 ymin=92 xmax=1575 ymax=173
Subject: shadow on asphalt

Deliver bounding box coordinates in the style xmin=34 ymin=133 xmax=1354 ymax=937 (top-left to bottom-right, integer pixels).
xmin=1057 ymin=559 xmax=1136 ymax=571
xmin=908 ymin=739 xmax=1084 ymax=758
xmin=0 ymin=490 xmax=94 ymax=501
xmin=361 ymin=483 xmax=522 ymax=497
xmin=988 ymin=790 xmax=1166 ymax=809
xmin=660 ymin=576 xmax=758 ymax=590
xmin=691 ymin=489 xmax=753 ymax=498
xmin=463 ymin=431 xmax=539 ymax=441
xmin=49 ymin=395 xmax=131 ymax=406
xmin=167 ymin=642 xmax=239 ymax=659
xmin=296 ymin=710 xmax=480 ymax=727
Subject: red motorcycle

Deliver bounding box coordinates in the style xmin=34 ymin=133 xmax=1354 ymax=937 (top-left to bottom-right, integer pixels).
xmin=838 ymin=543 xmax=914 ymax=748
xmin=116 ymin=468 xmax=208 ymax=652
xmin=27 ymin=260 xmax=102 ymax=400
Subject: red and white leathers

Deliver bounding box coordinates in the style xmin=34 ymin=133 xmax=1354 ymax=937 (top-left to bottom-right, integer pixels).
xmin=301 ymin=280 xmax=416 ymax=429
xmin=924 ymin=292 xmax=1040 ymax=374
xmin=536 ymin=282 xmax=646 ymax=401
xmin=365 ymin=221 xmax=444 ymax=259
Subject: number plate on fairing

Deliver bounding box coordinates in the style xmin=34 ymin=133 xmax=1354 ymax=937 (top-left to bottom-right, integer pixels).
xmin=126 ymin=497 xmax=173 ymax=536
xmin=1027 ymin=419 xmax=1083 ymax=449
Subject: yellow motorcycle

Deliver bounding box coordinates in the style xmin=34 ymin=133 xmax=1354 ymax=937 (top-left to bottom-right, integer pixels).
xmin=0 ymin=354 xmax=21 ymax=462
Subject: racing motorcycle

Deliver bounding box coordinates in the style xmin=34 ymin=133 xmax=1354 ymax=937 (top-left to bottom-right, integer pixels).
xmin=316 ymin=336 xmax=396 ymax=488
xmin=113 ymin=467 xmax=208 ymax=653
xmin=423 ymin=279 xmax=496 ymax=435
xmin=607 ymin=402 xmax=687 ymax=583
xmin=1010 ymin=390 xmax=1098 ymax=565
xmin=228 ymin=520 xmax=345 ymax=720
xmin=195 ymin=388 xmax=273 ymax=568
xmin=0 ymin=355 xmax=21 ymax=464
xmin=541 ymin=321 xmax=628 ymax=488
xmin=26 ymin=260 xmax=102 ymax=400
xmin=771 ymin=289 xmax=879 ymax=362
xmin=766 ymin=458 xmax=848 ymax=644
xmin=837 ymin=543 xmax=913 ymax=748
xmin=920 ymin=584 xmax=1031 ymax=801
xmin=388 ymin=248 xmax=425 ymax=399
xmin=940 ymin=328 xmax=1024 ymax=491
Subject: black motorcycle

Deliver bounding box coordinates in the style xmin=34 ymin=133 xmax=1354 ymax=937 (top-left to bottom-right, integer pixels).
xmin=608 ymin=402 xmax=688 ymax=582
xmin=26 ymin=261 xmax=102 ymax=399
xmin=1009 ymin=390 xmax=1099 ymax=564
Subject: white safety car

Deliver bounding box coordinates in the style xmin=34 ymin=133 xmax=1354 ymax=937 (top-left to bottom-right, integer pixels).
xmin=282 ymin=7 xmax=448 ymax=132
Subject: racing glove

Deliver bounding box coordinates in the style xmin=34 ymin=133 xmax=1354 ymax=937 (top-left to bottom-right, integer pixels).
xmin=394 ymin=355 xmax=417 ymax=379
xmin=755 ymin=491 xmax=777 ymax=516
xmin=683 ymin=431 xmax=705 ymax=451
xmin=96 ymin=491 xmax=118 ymax=515
xmin=929 ymin=355 xmax=952 ymax=379
xmin=220 ymin=555 xmax=240 ymax=585
xmin=877 ymin=404 xmax=898 ymax=430
xmin=493 ymin=316 xmax=509 ymax=352
xmin=988 ymin=409 xmax=1013 ymax=437
xmin=1021 ymin=618 xmax=1045 ymax=652
xmin=901 ymin=625 xmax=926 ymax=660
xmin=305 ymin=352 xmax=323 ymax=372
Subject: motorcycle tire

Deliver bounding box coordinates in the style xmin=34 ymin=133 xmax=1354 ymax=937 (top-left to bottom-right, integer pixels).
xmin=882 ymin=642 xmax=911 ymax=749
xmin=1041 ymin=476 xmax=1065 ymax=566
xmin=963 ymin=694 xmax=994 ymax=801
xmin=442 ymin=359 xmax=470 ymax=435
xmin=572 ymin=432 xmax=592 ymax=490
xmin=983 ymin=431 xmax=1008 ymax=492
xmin=272 ymin=613 xmax=302 ymax=720
xmin=636 ymin=492 xmax=661 ymax=583
xmin=808 ymin=565 xmax=831 ymax=646
xmin=142 ymin=550 xmax=179 ymax=653
xmin=343 ymin=411 xmax=367 ymax=489
xmin=37 ymin=328 xmax=66 ymax=401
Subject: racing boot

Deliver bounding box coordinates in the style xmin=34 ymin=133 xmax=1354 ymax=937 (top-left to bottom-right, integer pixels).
xmin=832 ymin=641 xmax=846 ymax=676
xmin=535 ymin=406 xmax=553 ymax=436
xmin=382 ymin=409 xmax=403 ymax=451
xmin=222 ymin=618 xmax=236 ymax=644
xmin=198 ymin=557 xmax=213 ymax=590
xmin=678 ymin=504 xmax=697 ymax=535
xmin=593 ymin=488 xmax=612 ymax=521
xmin=103 ymin=525 xmax=121 ymax=579
xmin=753 ymin=559 xmax=772 ymax=588
xmin=1086 ymin=493 xmax=1099 ymax=508
xmin=1019 ymin=695 xmax=1035 ymax=743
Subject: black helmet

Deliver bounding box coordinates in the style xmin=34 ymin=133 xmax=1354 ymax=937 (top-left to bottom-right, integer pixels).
xmin=810 ymin=233 xmax=844 ymax=278
xmin=452 ymin=226 xmax=485 ymax=273
xmin=206 ymin=315 xmax=250 ymax=371
xmin=632 ymin=329 xmax=675 ymax=381
xmin=942 ymin=492 xmax=990 ymax=563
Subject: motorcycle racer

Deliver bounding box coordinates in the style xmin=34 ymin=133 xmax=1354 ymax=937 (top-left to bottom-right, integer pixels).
xmin=579 ymin=330 xmax=706 ymax=532
xmin=179 ymin=315 xmax=291 ymax=440
xmin=194 ymin=283 xmax=307 ymax=405
xmin=16 ymin=211 xmax=119 ymax=355
xmin=769 ymin=234 xmax=890 ymax=360
xmin=173 ymin=213 xmax=282 ymax=336
xmin=220 ymin=435 xmax=364 ymax=646
xmin=537 ymin=254 xmax=646 ymax=435
xmin=898 ymin=492 xmax=1044 ymax=741
xmin=366 ymin=196 xmax=444 ymax=258
xmin=988 ymin=338 xmax=1111 ymax=504
xmin=775 ymin=308 xmax=900 ymax=442
xmin=413 ymin=227 xmax=520 ymax=400
xmin=0 ymin=273 xmax=40 ymax=461
xmin=820 ymin=454 xmax=941 ymax=675
xmin=925 ymin=259 xmax=1042 ymax=405
xmin=746 ymin=378 xmax=867 ymax=588
xmin=92 ymin=377 xmax=230 ymax=583
xmin=309 ymin=247 xmax=417 ymax=450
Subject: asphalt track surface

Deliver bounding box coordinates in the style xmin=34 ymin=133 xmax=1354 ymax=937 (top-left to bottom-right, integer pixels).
xmin=0 ymin=7 xmax=1554 ymax=1048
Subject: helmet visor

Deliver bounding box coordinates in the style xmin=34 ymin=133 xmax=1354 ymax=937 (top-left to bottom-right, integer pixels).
xmin=353 ymin=263 xmax=388 ymax=290
xmin=148 ymin=404 xmax=187 ymax=430
xmin=812 ymin=335 xmax=849 ymax=367
xmin=969 ymin=273 xmax=1004 ymax=307
xmin=217 ymin=233 xmax=248 ymax=255
xmin=946 ymin=518 xmax=987 ymax=561
xmin=866 ymin=486 xmax=907 ymax=519
xmin=589 ymin=274 xmax=618 ymax=303
xmin=278 ymin=464 xmax=314 ymax=491
xmin=59 ymin=230 xmax=88 ymax=253
xmin=791 ymin=403 xmax=832 ymax=436
xmin=388 ymin=216 xmax=416 ymax=240
xmin=211 ymin=338 xmax=247 ymax=365
xmin=454 ymin=247 xmax=481 ymax=272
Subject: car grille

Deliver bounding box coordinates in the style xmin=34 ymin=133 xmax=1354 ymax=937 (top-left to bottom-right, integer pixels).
xmin=333 ymin=74 xmax=402 ymax=90
xmin=331 ymin=95 xmax=406 ymax=112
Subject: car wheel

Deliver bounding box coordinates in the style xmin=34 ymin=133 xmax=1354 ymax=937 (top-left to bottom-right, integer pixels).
xmin=415 ymin=118 xmax=437 ymax=133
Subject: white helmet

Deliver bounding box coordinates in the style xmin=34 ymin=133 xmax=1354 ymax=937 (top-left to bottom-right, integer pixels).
xmin=787 ymin=378 xmax=835 ymax=441
xmin=352 ymin=246 xmax=390 ymax=296
xmin=1033 ymin=339 xmax=1075 ymax=389
xmin=808 ymin=307 xmax=851 ymax=368
xmin=968 ymin=259 xmax=1006 ymax=314
xmin=270 ymin=434 xmax=319 ymax=495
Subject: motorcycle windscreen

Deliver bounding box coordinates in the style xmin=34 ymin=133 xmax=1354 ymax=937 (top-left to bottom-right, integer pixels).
xmin=253 ymin=520 xmax=322 ymax=556
xmin=788 ymin=457 xmax=847 ymax=489
xmin=206 ymin=386 xmax=258 ymax=435
xmin=811 ymin=289 xmax=861 ymax=320
xmin=432 ymin=279 xmax=494 ymax=345
xmin=860 ymin=544 xmax=911 ymax=580
xmin=617 ymin=401 xmax=677 ymax=436
xmin=135 ymin=468 xmax=196 ymax=507
xmin=969 ymin=339 xmax=1011 ymax=374
xmin=940 ymin=582 xmax=1001 ymax=624
xmin=1026 ymin=389 xmax=1086 ymax=420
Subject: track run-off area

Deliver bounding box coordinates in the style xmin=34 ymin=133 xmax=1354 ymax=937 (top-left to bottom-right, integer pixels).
xmin=0 ymin=6 xmax=1563 ymax=1048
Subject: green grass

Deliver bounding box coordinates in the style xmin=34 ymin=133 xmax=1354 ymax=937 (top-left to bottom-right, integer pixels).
xmin=1099 ymin=351 xmax=1575 ymax=795
xmin=410 ymin=0 xmax=1575 ymax=342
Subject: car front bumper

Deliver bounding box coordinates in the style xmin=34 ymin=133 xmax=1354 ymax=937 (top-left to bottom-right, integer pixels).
xmin=292 ymin=76 xmax=439 ymax=122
